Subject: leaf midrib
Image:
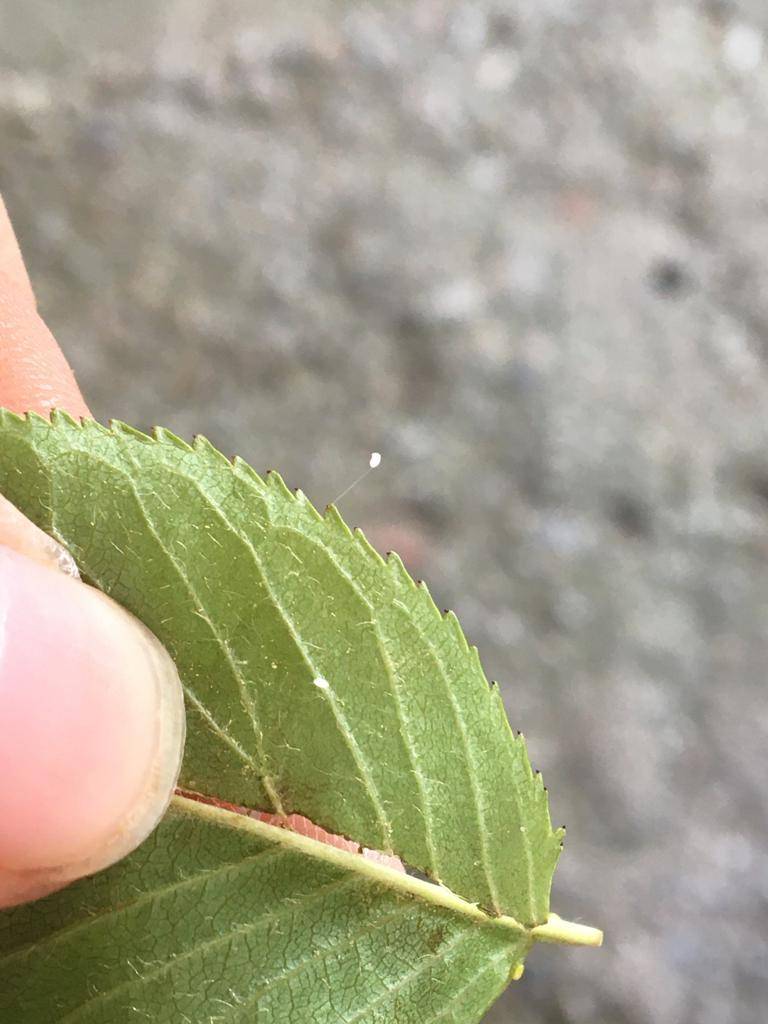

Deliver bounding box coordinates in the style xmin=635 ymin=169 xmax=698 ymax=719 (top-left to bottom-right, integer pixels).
xmin=175 ymin=797 xmax=528 ymax=932
xmin=2 ymin=795 xmax=528 ymax=977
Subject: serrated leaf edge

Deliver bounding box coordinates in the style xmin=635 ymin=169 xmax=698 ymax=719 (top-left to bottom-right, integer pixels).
xmin=0 ymin=409 xmax=572 ymax=927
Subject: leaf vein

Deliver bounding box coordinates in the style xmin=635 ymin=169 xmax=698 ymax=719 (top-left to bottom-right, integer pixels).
xmin=116 ymin=474 xmax=284 ymax=813
xmin=0 ymin=843 xmax=292 ymax=970
xmin=144 ymin=467 xmax=395 ymax=850
xmin=419 ymin=948 xmax=511 ymax=1024
xmin=55 ymin=873 xmax=368 ymax=1024
xmin=340 ymin=927 xmax=473 ymax=1024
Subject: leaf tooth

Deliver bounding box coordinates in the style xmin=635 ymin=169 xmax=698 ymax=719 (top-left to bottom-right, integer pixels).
xmin=490 ymin=686 xmax=534 ymax=777
xmin=387 ymin=555 xmax=481 ymax=665
xmin=323 ymin=502 xmax=355 ymax=540
xmin=231 ymin=455 xmax=267 ymax=490
xmin=264 ymin=469 xmax=294 ymax=502
xmin=488 ymin=680 xmax=505 ymax=714
xmin=490 ymin=683 xmax=516 ymax=733
xmin=191 ymin=433 xmax=229 ymax=464
xmin=466 ymin=644 xmax=484 ymax=678
xmin=352 ymin=527 xmax=387 ymax=567
xmin=110 ymin=419 xmax=154 ymax=444
xmin=501 ymin=709 xmax=560 ymax=844
xmin=26 ymin=409 xmax=55 ymax=428
xmin=82 ymin=418 xmax=113 ymax=436
xmin=385 ymin=549 xmax=409 ymax=583
xmin=442 ymin=609 xmax=470 ymax=653
xmin=50 ymin=408 xmax=85 ymax=429
xmin=293 ymin=489 xmax=324 ymax=522
xmin=393 ymin=564 xmax=447 ymax=634
xmin=417 ymin=577 xmax=451 ymax=631
xmin=0 ymin=407 xmax=25 ymax=427
xmin=153 ymin=426 xmax=193 ymax=451
xmin=290 ymin=485 xmax=328 ymax=523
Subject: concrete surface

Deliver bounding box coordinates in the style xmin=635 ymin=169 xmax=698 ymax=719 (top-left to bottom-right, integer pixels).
xmin=2 ymin=2 xmax=768 ymax=1021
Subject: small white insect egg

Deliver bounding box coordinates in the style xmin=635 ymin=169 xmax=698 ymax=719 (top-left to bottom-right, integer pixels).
xmin=331 ymin=451 xmax=383 ymax=504
xmin=313 ymin=676 xmax=330 ymax=690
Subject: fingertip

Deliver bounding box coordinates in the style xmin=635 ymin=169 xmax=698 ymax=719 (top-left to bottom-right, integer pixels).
xmin=0 ymin=493 xmax=80 ymax=577
xmin=0 ymin=195 xmax=34 ymax=304
xmin=0 ymin=271 xmax=90 ymax=418
xmin=0 ymin=547 xmax=185 ymax=907
xmin=0 ymin=196 xmax=89 ymax=419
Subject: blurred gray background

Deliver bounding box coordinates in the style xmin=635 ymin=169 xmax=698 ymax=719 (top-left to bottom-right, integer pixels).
xmin=2 ymin=2 xmax=767 ymax=1021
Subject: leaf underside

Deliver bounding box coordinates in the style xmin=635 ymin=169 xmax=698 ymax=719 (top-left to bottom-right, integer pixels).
xmin=0 ymin=799 xmax=529 ymax=1024
xmin=0 ymin=410 xmax=566 ymax=1024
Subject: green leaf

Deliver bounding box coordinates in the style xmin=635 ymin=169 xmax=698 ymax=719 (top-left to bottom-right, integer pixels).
xmin=1 ymin=799 xmax=529 ymax=1023
xmin=0 ymin=410 xmax=601 ymax=1024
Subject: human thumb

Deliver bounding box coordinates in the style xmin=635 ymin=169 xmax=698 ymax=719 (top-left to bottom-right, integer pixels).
xmin=0 ymin=495 xmax=185 ymax=908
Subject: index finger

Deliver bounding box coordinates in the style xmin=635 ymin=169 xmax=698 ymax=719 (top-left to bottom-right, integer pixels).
xmin=0 ymin=197 xmax=90 ymax=419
